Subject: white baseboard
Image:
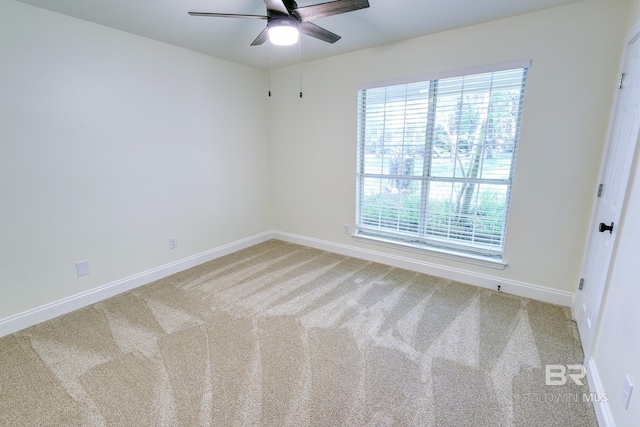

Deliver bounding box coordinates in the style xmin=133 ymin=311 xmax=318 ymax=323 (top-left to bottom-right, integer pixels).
xmin=0 ymin=231 xmax=273 ymax=338
xmin=587 ymin=357 xmax=615 ymax=427
xmin=0 ymin=229 xmax=575 ymax=338
xmin=272 ymin=231 xmax=574 ymax=307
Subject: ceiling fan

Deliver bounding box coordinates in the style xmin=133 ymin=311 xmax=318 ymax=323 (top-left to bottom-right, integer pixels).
xmin=189 ymin=0 xmax=370 ymax=46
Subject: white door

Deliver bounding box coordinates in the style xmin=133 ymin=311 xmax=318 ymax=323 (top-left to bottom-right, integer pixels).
xmin=574 ymin=29 xmax=640 ymax=358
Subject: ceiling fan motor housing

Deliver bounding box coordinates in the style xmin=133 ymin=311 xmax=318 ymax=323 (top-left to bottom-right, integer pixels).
xmin=269 ymin=15 xmax=300 ymax=27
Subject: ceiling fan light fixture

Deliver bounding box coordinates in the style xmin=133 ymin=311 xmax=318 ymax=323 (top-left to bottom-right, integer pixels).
xmin=268 ymin=19 xmax=299 ymax=46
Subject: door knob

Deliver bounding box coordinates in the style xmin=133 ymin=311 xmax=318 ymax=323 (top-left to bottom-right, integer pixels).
xmin=599 ymin=222 xmax=614 ymax=234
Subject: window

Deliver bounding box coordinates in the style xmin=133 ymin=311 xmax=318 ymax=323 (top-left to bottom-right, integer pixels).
xmin=355 ymin=62 xmax=529 ymax=261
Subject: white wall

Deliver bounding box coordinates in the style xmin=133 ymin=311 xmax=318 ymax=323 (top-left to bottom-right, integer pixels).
xmin=630 ymin=0 xmax=640 ymax=28
xmin=0 ymin=0 xmax=270 ymax=320
xmin=267 ymin=0 xmax=628 ymax=294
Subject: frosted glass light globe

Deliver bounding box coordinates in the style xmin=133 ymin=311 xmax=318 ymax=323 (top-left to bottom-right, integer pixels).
xmin=268 ymin=20 xmax=299 ymax=46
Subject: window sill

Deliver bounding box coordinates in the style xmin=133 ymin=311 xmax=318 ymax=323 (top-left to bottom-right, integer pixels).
xmin=352 ymin=232 xmax=507 ymax=270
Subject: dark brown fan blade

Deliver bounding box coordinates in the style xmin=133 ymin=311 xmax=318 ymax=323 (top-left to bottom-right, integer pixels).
xmin=188 ymin=12 xmax=267 ymax=19
xmin=250 ymin=27 xmax=269 ymax=46
xmin=263 ymin=0 xmax=290 ymax=15
xmin=292 ymin=0 xmax=369 ymax=22
xmin=299 ymin=21 xmax=341 ymax=43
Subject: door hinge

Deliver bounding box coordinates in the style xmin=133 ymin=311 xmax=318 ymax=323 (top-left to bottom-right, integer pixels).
xmin=597 ymin=183 xmax=604 ymax=197
xmin=579 ymin=278 xmax=585 ymax=291
xmin=618 ymin=73 xmax=626 ymax=89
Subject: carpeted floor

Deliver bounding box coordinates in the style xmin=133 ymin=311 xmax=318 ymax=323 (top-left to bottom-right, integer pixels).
xmin=0 ymin=239 xmax=597 ymax=426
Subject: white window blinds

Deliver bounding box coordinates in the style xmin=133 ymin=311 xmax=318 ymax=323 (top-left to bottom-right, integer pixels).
xmin=356 ymin=65 xmax=529 ymax=258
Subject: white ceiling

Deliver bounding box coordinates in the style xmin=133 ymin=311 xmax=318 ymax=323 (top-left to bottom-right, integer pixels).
xmin=16 ymin=0 xmax=583 ymax=69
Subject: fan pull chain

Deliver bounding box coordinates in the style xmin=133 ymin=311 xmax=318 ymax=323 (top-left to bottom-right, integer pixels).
xmin=298 ymin=35 xmax=302 ymax=98
xmin=267 ymin=28 xmax=272 ymax=97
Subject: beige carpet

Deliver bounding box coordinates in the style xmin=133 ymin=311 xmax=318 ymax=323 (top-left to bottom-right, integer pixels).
xmin=0 ymin=240 xmax=597 ymax=426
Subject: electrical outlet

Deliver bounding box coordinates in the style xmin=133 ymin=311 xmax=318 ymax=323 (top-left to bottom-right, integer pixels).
xmin=169 ymin=237 xmax=177 ymax=249
xmin=622 ymin=375 xmax=634 ymax=410
xmin=76 ymin=260 xmax=89 ymax=277
xmin=343 ymin=224 xmax=350 ymax=234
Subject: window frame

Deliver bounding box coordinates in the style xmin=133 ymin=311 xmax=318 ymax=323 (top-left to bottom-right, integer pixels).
xmin=354 ymin=60 xmax=531 ymax=268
